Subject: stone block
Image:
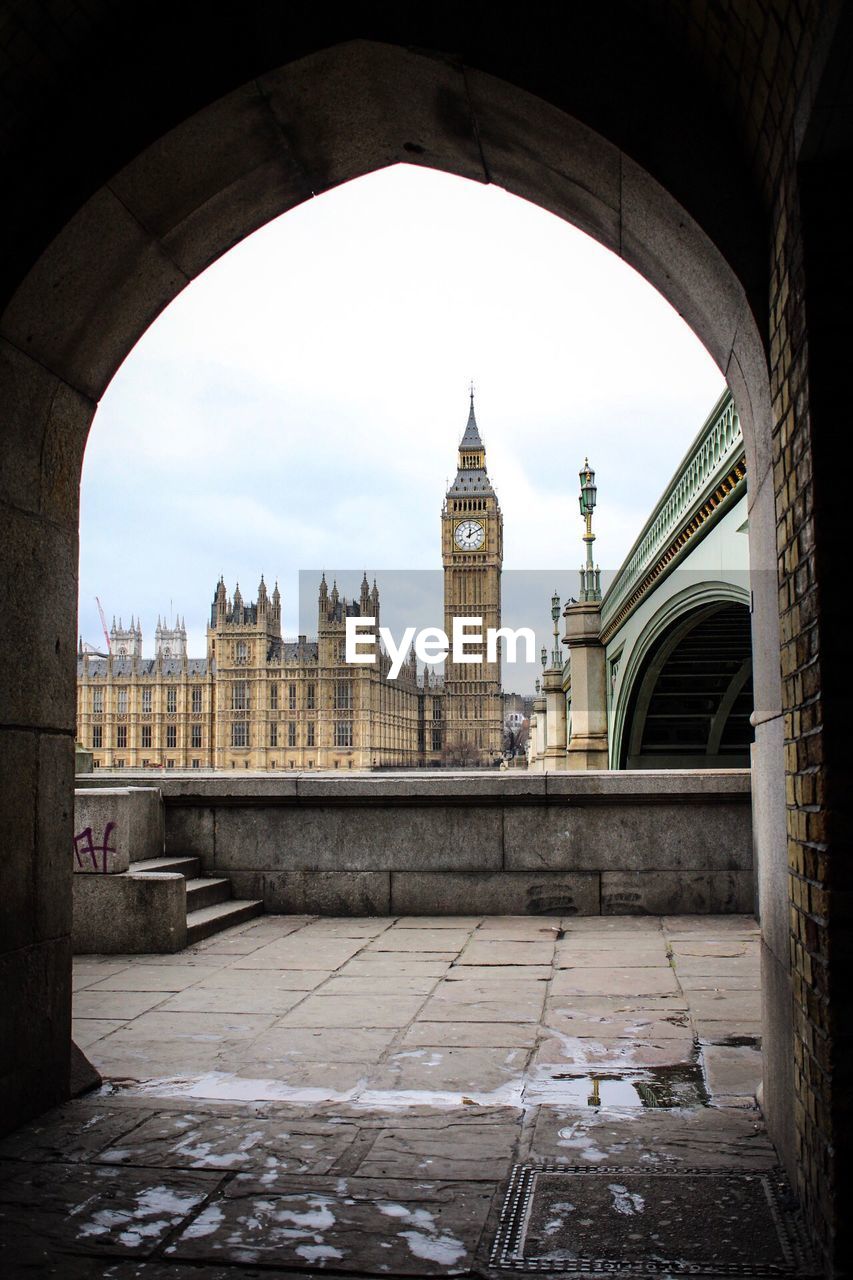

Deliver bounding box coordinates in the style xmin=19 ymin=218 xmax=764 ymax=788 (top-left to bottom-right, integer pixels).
xmin=73 ymin=788 xmax=163 ymax=873
xmin=233 ymin=869 xmax=391 ymax=916
xmin=164 ymin=804 xmax=214 ymax=871
xmin=620 ymin=153 xmax=745 ymax=376
xmin=0 ymin=186 xmax=187 ymax=400
xmin=0 ymin=937 xmax=71 ymax=1137
xmin=506 ymin=798 xmax=752 ymax=872
xmin=212 ymin=802 xmax=502 ymax=872
xmin=0 ymin=505 xmax=78 ymax=732
xmin=467 ymin=66 xmax=620 ymax=253
xmin=601 ymin=870 xmax=754 ymax=915
xmin=0 ymin=730 xmax=38 ymax=952
xmin=36 ymin=733 xmax=75 ymax=941
xmin=390 ymin=871 xmax=600 ymax=916
xmin=259 ymin=41 xmax=485 ymax=203
xmin=761 ymin=939 xmax=796 ymax=1186
xmin=72 ymin=873 xmax=186 ymax=954
xmin=108 ymin=81 xmax=314 ymax=278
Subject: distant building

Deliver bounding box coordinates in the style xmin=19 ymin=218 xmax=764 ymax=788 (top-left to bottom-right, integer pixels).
xmin=77 ymin=393 xmax=507 ymax=771
xmin=77 ymin=576 xmax=445 ymax=771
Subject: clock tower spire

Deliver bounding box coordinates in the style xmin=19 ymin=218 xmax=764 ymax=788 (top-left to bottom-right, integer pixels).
xmin=441 ymin=390 xmax=503 ymax=765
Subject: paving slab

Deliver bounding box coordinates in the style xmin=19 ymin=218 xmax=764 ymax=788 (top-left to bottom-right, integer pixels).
xmin=300 ymin=918 xmax=394 ymax=936
xmin=544 ymin=993 xmax=690 ymax=1015
xmin=73 ymin=1017 xmax=133 ymax=1048
xmin=533 ymin=1034 xmax=696 ymax=1068
xmin=688 ymin=991 xmax=762 ymax=1021
xmin=238 ymin=1026 xmax=399 ymax=1063
xmin=277 ymin=994 xmax=426 ymax=1028
xmin=417 ymin=995 xmax=544 ymax=1024
xmin=442 ymin=964 xmax=553 ymax=982
xmin=550 ymin=966 xmax=680 ymax=996
xmin=226 ymin=1061 xmax=378 ymax=1093
xmin=338 ymin=957 xmax=451 ymax=977
xmin=370 ymin=1046 xmax=530 ymax=1094
xmin=154 ymin=987 xmax=307 ymax=1016
xmin=194 ymin=967 xmax=333 ymax=992
xmin=0 ymin=1101 xmax=147 ymax=1164
xmin=392 ymin=917 xmax=483 ymax=929
xmin=669 ymin=939 xmax=759 ymax=957
xmin=311 ymin=973 xmax=440 ymax=997
xmin=701 ymin=1044 xmax=763 ymax=1097
xmin=400 ymin=1021 xmax=538 ymax=1048
xmin=677 ymin=972 xmax=762 ymax=990
xmin=528 ymin=1105 xmax=775 ymax=1168
xmin=165 ymin=1173 xmax=495 ymax=1273
xmin=229 ymin=939 xmax=366 ymax=970
xmin=366 ymin=929 xmax=471 ymax=952
xmin=0 ymin=1161 xmax=219 ymax=1262
xmin=541 ymin=1010 xmax=692 ymax=1039
xmin=554 ymin=945 xmax=669 ymax=968
xmin=457 ymin=940 xmax=555 ymax=965
xmin=97 ymin=1110 xmax=361 ymax=1173
xmin=73 ymin=990 xmax=175 ymax=1020
xmin=86 ymin=965 xmax=216 ymax=992
xmin=357 ymin=1118 xmax=519 ymax=1180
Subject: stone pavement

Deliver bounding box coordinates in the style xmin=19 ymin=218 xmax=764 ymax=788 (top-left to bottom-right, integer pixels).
xmin=0 ymin=913 xmax=800 ymax=1277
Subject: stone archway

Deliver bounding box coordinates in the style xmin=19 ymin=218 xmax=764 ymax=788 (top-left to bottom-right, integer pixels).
xmin=0 ymin=26 xmax=797 ymax=1252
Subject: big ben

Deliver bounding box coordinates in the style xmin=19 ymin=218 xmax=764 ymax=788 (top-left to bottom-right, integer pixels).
xmin=442 ymin=391 xmax=504 ymax=764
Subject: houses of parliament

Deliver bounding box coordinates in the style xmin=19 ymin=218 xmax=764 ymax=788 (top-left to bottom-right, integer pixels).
xmin=76 ymin=397 xmax=504 ymax=770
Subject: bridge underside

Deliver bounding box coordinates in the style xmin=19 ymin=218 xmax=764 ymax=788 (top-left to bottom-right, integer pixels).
xmin=622 ymin=602 xmax=754 ymax=770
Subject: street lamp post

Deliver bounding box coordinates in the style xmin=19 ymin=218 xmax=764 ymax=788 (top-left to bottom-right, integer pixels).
xmin=551 ymin=590 xmax=561 ymax=666
xmin=578 ymin=459 xmax=601 ymax=602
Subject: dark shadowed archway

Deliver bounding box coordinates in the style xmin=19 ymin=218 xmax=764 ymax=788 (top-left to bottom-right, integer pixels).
xmin=1 ymin=5 xmax=849 ymax=1266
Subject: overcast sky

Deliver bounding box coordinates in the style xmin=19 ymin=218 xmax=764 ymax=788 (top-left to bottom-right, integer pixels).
xmin=78 ymin=163 xmax=726 ymax=686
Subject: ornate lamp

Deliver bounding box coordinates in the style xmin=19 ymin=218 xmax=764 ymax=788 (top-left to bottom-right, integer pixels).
xmin=578 ymin=458 xmax=602 ymax=602
xmin=540 ymin=645 xmax=548 ymax=670
xmin=551 ymin=590 xmax=561 ymax=666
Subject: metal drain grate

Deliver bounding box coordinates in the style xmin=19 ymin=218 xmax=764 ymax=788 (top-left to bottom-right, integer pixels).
xmin=491 ymin=1164 xmax=817 ymax=1275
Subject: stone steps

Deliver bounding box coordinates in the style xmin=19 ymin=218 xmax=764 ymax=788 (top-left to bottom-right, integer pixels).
xmin=131 ymin=855 xmax=262 ymax=944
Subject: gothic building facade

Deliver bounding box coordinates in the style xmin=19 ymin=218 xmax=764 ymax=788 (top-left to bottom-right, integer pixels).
xmin=76 ymin=396 xmax=501 ymax=770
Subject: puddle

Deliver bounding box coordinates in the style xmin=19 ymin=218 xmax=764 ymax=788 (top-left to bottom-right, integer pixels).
xmin=530 ymin=1063 xmax=710 ymax=1109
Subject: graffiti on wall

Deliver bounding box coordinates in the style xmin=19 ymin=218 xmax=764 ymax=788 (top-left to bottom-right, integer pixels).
xmin=73 ymin=822 xmax=117 ymax=873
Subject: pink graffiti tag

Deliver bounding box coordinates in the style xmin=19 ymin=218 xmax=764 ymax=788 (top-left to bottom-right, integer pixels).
xmin=73 ymin=822 xmax=118 ymax=873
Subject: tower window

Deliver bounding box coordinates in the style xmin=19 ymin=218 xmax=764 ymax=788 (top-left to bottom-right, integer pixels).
xmin=191 ymin=724 xmax=202 ymax=749
xmin=236 ymin=640 xmax=248 ymax=665
xmin=270 ymin=683 xmax=279 ymax=710
xmin=142 ymin=687 xmax=152 ymax=713
xmin=167 ymin=687 xmax=177 ymax=713
xmin=92 ymin=688 xmax=103 ymax=714
xmin=142 ymin=725 xmax=151 ymax=749
xmin=289 ymin=683 xmax=297 ymax=710
xmin=92 ymin=726 xmax=102 ymax=749
xmin=288 ymin=722 xmax=297 ymax=747
xmin=231 ymin=722 xmax=248 ymax=748
xmin=117 ymin=688 xmax=127 ymax=714
xmin=166 ymin=725 xmax=176 ymax=748
xmin=192 ymin=686 xmax=202 ymax=714
xmin=232 ymin=681 xmax=248 ymax=710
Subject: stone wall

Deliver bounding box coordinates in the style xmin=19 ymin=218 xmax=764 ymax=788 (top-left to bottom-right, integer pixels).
xmin=77 ymin=771 xmax=753 ymax=917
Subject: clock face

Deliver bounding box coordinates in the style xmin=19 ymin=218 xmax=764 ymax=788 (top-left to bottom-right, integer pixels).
xmin=455 ymin=519 xmax=485 ymax=551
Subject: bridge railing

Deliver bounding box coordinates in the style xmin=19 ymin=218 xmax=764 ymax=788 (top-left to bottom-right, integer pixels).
xmin=600 ymin=391 xmax=744 ymax=639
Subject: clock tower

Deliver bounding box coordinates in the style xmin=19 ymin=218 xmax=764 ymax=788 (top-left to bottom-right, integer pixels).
xmin=442 ymin=391 xmax=504 ymax=764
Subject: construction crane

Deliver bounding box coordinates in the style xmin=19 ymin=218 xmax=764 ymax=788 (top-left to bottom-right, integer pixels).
xmin=95 ymin=597 xmax=112 ymax=655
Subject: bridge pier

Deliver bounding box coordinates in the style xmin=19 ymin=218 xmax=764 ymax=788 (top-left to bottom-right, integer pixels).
xmin=564 ymin=601 xmax=609 ymax=769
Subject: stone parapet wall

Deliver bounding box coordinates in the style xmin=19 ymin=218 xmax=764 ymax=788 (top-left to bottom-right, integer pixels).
xmin=76 ymin=770 xmax=753 ymax=917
